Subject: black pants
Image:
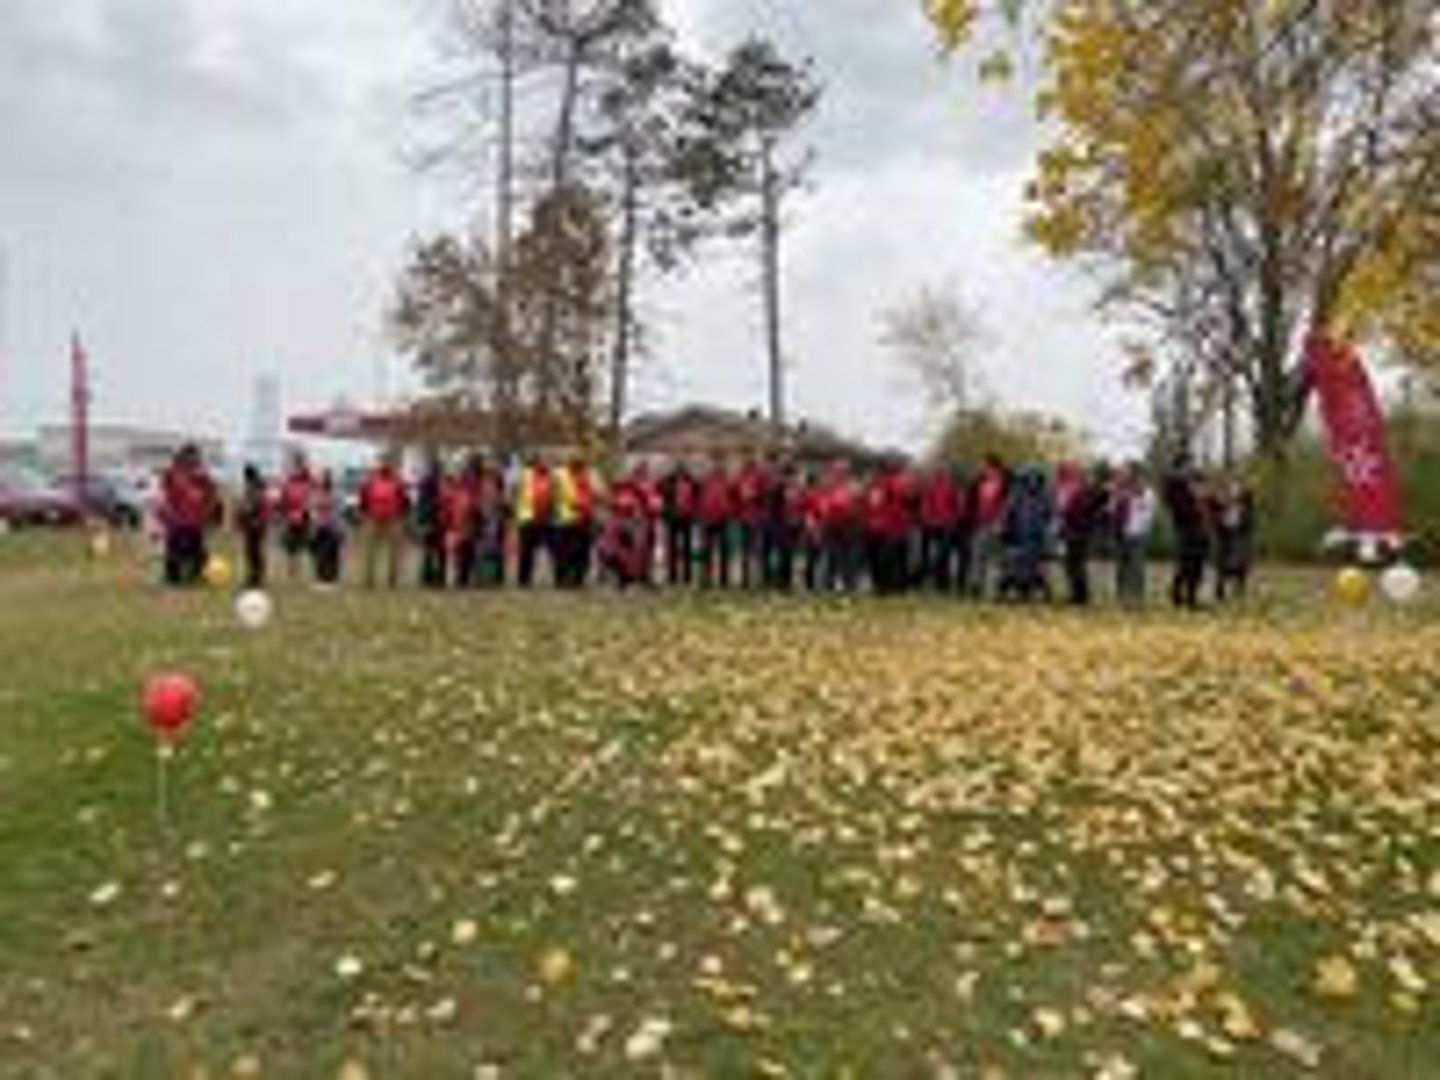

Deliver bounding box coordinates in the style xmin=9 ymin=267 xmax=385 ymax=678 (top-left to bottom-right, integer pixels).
xmin=701 ymin=523 xmax=731 ymax=588
xmin=762 ymin=523 xmax=796 ymax=591
xmin=313 ymin=526 xmax=344 ymax=584
xmin=452 ymin=535 xmax=478 ymax=588
xmin=1215 ymin=532 xmax=1251 ymax=602
xmin=921 ymin=528 xmax=955 ymax=590
xmin=420 ymin=529 xmax=448 ymax=589
xmin=241 ymin=526 xmax=266 ymax=590
xmin=1216 ymin=566 xmax=1249 ymax=603
xmin=165 ymin=526 xmax=206 ymax=586
xmin=666 ymin=520 xmax=695 ymax=586
xmin=825 ymin=526 xmax=862 ymax=592
xmin=739 ymin=523 xmax=763 ymax=588
xmin=570 ymin=525 xmax=595 ymax=588
xmin=953 ymin=530 xmax=975 ymax=595
xmin=869 ymin=535 xmax=908 ymax=595
xmin=554 ymin=524 xmax=592 ymax=589
xmin=1063 ymin=536 xmax=1092 ymax=606
xmin=1172 ymin=536 xmax=1208 ymax=609
xmin=477 ymin=522 xmax=506 ymax=588
xmin=518 ymin=523 xmax=550 ymax=588
xmin=803 ymin=538 xmax=825 ymax=592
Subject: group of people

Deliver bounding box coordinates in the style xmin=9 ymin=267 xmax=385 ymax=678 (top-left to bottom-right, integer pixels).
xmin=157 ymin=444 xmax=1256 ymax=610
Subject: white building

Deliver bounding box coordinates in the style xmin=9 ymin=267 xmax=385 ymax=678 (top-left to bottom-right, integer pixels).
xmin=36 ymin=424 xmax=226 ymax=476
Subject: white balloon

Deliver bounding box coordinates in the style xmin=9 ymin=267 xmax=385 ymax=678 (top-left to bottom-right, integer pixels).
xmin=1380 ymin=564 xmax=1422 ymax=606
xmin=235 ymin=589 xmax=274 ymax=630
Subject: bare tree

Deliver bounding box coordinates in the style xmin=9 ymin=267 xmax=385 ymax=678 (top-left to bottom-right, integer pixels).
xmin=880 ymin=283 xmax=990 ymax=421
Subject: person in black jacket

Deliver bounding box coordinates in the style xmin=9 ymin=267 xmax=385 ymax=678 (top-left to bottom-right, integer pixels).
xmin=661 ymin=463 xmax=699 ymax=587
xmin=237 ymin=464 xmax=270 ymax=590
xmin=416 ymin=455 xmax=448 ymax=589
xmin=1060 ymin=464 xmax=1110 ymax=606
xmin=1163 ymin=454 xmax=1209 ymax=610
xmin=1212 ymin=477 xmax=1257 ymax=602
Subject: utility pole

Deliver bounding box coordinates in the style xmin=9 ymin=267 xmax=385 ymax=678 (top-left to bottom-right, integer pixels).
xmin=760 ymin=138 xmax=785 ymax=436
xmin=497 ymin=0 xmax=515 ymax=260
xmin=495 ymin=0 xmax=517 ymax=455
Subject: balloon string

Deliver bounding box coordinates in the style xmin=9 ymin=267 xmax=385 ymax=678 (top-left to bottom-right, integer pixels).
xmin=156 ymin=744 xmax=174 ymax=838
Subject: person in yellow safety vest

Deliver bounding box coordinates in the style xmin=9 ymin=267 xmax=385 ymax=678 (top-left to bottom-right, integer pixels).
xmin=554 ymin=456 xmax=599 ymax=588
xmin=514 ymin=455 xmax=555 ymax=588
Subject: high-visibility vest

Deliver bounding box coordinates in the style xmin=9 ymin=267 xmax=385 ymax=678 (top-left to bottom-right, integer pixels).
xmin=516 ymin=466 xmax=553 ymax=526
xmin=555 ymin=466 xmax=591 ymax=526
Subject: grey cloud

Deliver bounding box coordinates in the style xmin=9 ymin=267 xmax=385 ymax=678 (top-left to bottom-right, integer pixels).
xmin=675 ymin=0 xmax=1040 ymax=177
xmin=0 ymin=0 xmax=325 ymax=196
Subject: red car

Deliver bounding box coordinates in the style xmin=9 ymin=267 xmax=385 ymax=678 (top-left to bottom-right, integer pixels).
xmin=0 ymin=466 xmax=84 ymax=528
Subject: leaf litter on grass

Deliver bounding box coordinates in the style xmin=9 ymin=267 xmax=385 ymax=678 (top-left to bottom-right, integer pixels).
xmin=0 ymin=571 xmax=1437 ymax=1075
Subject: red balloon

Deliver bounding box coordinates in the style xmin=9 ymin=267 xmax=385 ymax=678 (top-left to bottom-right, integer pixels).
xmin=142 ymin=674 xmax=199 ymax=743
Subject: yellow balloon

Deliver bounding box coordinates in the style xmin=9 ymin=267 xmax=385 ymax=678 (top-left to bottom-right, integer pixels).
xmin=1333 ymin=567 xmax=1370 ymax=606
xmin=205 ymin=555 xmax=233 ymax=589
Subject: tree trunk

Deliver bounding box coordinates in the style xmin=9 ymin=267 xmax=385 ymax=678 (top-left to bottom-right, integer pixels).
xmin=608 ymin=140 xmax=640 ymax=451
xmin=552 ymin=38 xmax=584 ymax=189
xmin=761 ymin=139 xmax=785 ymax=435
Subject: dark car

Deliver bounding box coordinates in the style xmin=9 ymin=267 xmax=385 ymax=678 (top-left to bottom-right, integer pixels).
xmin=50 ymin=472 xmax=143 ymax=528
xmin=0 ymin=466 xmax=84 ymax=528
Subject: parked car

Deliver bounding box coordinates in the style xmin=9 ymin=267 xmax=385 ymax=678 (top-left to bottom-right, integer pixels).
xmin=50 ymin=472 xmax=144 ymax=528
xmin=0 ymin=466 xmax=84 ymax=528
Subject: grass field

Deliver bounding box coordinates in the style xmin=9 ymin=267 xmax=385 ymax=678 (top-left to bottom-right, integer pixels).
xmin=1 ymin=533 xmax=1437 ymax=1079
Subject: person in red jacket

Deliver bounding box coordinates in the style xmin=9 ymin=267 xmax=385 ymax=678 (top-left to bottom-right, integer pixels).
xmin=969 ymin=454 xmax=1011 ymax=599
xmin=735 ymin=455 xmax=768 ymax=589
xmin=920 ymin=465 xmax=963 ymax=591
xmin=278 ymin=452 xmax=315 ymax=581
xmin=601 ymin=474 xmax=648 ymax=589
xmin=698 ymin=459 xmax=734 ymax=589
xmin=445 ymin=457 xmax=482 ymax=589
xmin=866 ymin=458 xmax=914 ymax=595
xmin=359 ymin=451 xmax=408 ymax=588
xmin=629 ymin=460 xmax=663 ymax=586
xmin=160 ymin=444 xmax=218 ymax=586
xmin=799 ymin=468 xmax=829 ymax=593
xmin=821 ymin=460 xmax=863 ymax=593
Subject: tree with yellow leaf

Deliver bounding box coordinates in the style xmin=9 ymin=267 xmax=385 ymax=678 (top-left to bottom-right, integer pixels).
xmin=929 ymin=0 xmax=1439 ymax=460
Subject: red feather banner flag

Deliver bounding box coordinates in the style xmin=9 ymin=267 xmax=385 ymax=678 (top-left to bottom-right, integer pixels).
xmin=1305 ymin=334 xmax=1403 ymax=539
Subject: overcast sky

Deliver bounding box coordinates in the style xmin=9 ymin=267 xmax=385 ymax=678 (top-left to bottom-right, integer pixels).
xmin=0 ymin=0 xmax=1147 ymax=459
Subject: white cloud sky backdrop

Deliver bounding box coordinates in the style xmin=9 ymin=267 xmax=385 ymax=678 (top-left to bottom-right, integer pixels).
xmin=0 ymin=0 xmax=1147 ymax=458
